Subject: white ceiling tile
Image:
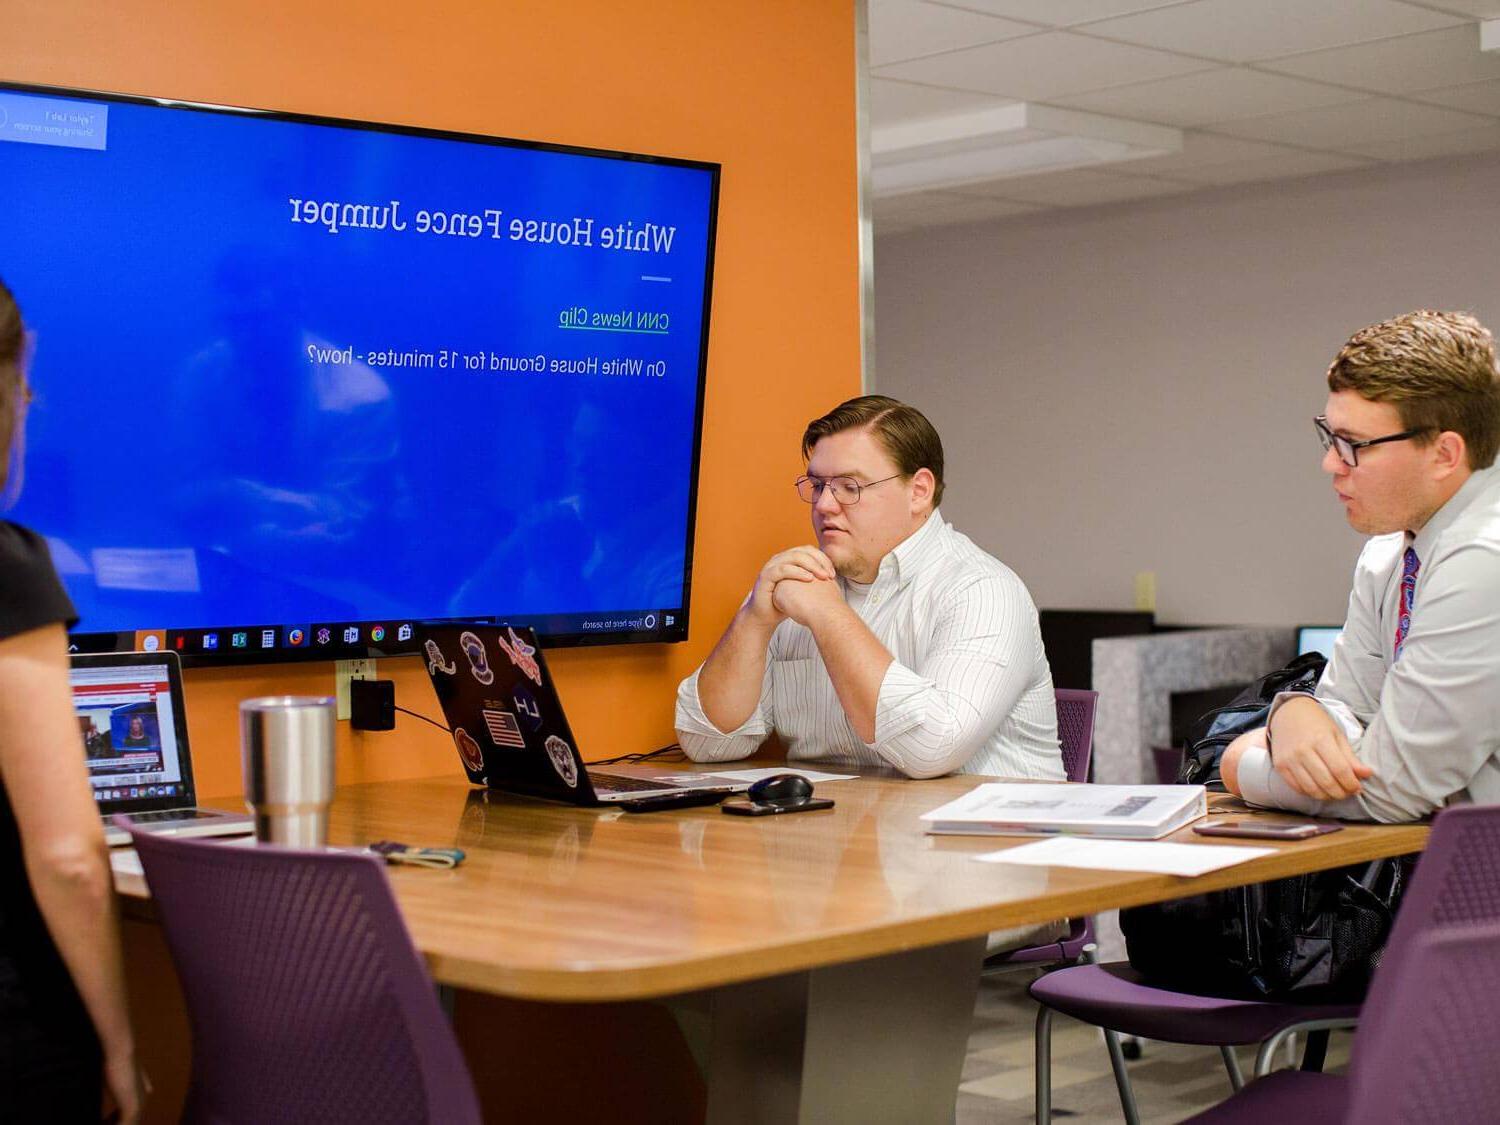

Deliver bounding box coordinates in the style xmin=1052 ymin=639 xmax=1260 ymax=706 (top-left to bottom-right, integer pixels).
xmin=902 ymin=196 xmax=1049 ymax=226
xmin=1168 ymin=149 xmax=1374 ymax=185
xmin=872 ymin=190 xmax=961 ymax=221
xmin=1394 ymin=0 xmax=1500 ymax=15
xmin=873 ymin=29 xmax=1214 ymax=101
xmin=1047 ymin=67 xmax=1366 ymax=126
xmin=1407 ymin=78 xmax=1500 ymax=116
xmin=1081 ymin=0 xmax=1463 ymax=64
xmin=869 ymin=1 xmax=1036 ymax=67
xmin=1101 ymin=130 xmax=1305 ymax=174
xmin=870 ymin=190 xmax=977 ymax=220
xmin=968 ymin=167 xmax=1197 ymax=205
xmin=1262 ymin=25 xmax=1500 ymax=94
xmin=872 ymin=189 xmax=1042 ymax=225
xmin=869 ymin=78 xmax=1018 ymax=125
xmin=1213 ymin=96 xmax=1495 ymax=146
xmin=1336 ymin=121 xmax=1500 ymax=159
xmin=932 ymin=0 xmax=1192 ymax=26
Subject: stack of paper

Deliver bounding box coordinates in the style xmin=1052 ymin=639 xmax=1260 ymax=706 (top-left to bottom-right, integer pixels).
xmin=921 ymin=783 xmax=1207 ymax=840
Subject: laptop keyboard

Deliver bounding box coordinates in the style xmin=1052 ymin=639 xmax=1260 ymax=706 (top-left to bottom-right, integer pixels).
xmin=587 ymin=772 xmax=680 ymax=793
xmin=126 ymin=809 xmax=218 ymax=824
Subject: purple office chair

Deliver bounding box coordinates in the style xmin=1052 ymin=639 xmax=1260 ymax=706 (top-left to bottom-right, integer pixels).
xmin=1033 ymin=802 xmax=1500 ymax=1125
xmin=1182 ymin=924 xmax=1500 ymax=1124
xmin=130 ymin=829 xmax=482 ymax=1125
xmin=980 ymin=689 xmax=1138 ymax=1117
xmin=984 ymin=688 xmax=1099 ymax=968
xmin=1185 ymin=803 xmax=1500 ymax=1122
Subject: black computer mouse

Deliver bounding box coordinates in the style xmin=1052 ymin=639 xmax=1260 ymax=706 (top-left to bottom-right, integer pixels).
xmin=747 ymin=773 xmax=814 ymax=808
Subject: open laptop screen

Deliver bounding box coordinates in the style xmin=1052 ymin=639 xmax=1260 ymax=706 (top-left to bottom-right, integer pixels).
xmin=70 ymin=652 xmax=196 ymax=814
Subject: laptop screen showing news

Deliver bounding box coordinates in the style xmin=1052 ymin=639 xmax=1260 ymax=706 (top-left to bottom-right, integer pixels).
xmin=70 ymin=656 xmax=193 ymax=812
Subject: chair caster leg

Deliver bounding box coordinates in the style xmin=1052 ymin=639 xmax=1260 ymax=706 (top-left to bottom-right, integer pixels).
xmin=1036 ymin=1005 xmax=1054 ymax=1125
xmin=1103 ymin=1028 xmax=1142 ymax=1125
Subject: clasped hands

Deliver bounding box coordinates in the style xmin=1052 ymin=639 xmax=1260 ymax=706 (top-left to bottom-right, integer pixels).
xmin=744 ymin=545 xmax=845 ymax=630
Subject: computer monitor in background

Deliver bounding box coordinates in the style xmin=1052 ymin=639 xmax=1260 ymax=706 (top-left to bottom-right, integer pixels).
xmin=1297 ymin=625 xmax=1343 ymax=660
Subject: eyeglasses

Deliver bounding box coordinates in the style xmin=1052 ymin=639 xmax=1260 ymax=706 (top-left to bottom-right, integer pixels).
xmin=1314 ymin=415 xmax=1428 ymax=468
xmin=795 ymin=473 xmax=901 ymax=505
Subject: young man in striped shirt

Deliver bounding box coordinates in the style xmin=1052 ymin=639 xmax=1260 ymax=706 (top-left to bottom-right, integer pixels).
xmin=676 ymin=395 xmax=1064 ymax=781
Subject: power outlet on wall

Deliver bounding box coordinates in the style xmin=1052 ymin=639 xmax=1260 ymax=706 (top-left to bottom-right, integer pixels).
xmin=336 ymin=658 xmax=377 ymax=721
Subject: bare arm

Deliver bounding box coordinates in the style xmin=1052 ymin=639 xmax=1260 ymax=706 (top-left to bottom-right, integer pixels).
xmin=696 ymin=546 xmax=835 ymax=732
xmin=0 ymin=625 xmax=143 ymax=1123
xmin=774 ymin=577 xmax=888 ymax=743
xmin=1219 ymin=728 xmax=1264 ymax=796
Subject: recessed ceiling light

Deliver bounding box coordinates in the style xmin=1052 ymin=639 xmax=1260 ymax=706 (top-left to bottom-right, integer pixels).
xmin=872 ymin=103 xmax=1183 ymax=198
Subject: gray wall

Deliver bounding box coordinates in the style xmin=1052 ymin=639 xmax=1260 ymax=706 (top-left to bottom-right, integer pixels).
xmin=873 ymin=152 xmax=1500 ymax=626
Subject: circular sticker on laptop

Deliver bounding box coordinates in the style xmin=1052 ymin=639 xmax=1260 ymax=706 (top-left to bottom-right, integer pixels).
xmin=453 ymin=727 xmax=485 ymax=773
xmin=459 ymin=630 xmax=494 ymax=686
xmin=544 ymin=735 xmax=579 ymax=788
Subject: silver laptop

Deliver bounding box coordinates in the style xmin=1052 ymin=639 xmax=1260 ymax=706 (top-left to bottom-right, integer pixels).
xmin=72 ymin=651 xmax=253 ymax=845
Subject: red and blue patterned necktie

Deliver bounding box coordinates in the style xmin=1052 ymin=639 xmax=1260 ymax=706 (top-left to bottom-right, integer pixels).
xmin=1393 ymin=546 xmax=1420 ymax=661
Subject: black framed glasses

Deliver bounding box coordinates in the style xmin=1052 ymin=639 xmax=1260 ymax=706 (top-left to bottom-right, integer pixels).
xmin=1314 ymin=415 xmax=1428 ymax=468
xmin=795 ymin=473 xmax=901 ymax=505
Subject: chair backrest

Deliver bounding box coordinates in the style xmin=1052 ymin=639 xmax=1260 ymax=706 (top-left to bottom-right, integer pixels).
xmin=1344 ymin=922 xmax=1500 ymax=1124
xmin=1341 ymin=804 xmax=1500 ymax=1119
xmin=130 ymin=830 xmax=482 ymax=1125
xmin=1365 ymin=803 xmax=1500 ymax=984
xmin=1054 ymin=689 xmax=1098 ymax=784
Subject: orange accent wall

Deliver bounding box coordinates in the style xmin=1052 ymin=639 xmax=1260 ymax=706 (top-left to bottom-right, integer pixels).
xmin=2 ymin=0 xmax=862 ymax=794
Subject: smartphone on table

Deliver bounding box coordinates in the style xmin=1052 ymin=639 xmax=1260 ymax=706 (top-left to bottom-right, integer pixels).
xmin=1193 ymin=820 xmax=1343 ymax=840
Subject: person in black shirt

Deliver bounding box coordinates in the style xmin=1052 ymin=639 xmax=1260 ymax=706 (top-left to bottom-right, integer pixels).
xmin=0 ymin=275 xmax=145 ymax=1122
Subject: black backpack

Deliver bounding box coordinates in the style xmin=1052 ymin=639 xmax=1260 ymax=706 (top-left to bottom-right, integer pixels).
xmin=1121 ymin=652 xmax=1413 ymax=1001
xmin=1175 ymin=651 xmax=1327 ymax=788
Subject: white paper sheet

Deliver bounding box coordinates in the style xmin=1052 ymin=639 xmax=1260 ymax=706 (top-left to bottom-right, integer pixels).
xmin=704 ymin=767 xmax=858 ymax=783
xmin=110 ymin=848 xmax=144 ymax=877
xmin=974 ymin=837 xmax=1273 ymax=877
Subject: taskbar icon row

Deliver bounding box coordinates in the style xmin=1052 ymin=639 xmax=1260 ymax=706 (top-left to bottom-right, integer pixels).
xmin=94 ymin=783 xmax=182 ymax=802
xmin=134 ymin=622 xmax=420 ymax=655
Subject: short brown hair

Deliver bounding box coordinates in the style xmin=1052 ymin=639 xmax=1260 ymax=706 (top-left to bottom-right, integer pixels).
xmin=0 ymin=276 xmax=25 ymax=496
xmin=801 ymin=394 xmax=945 ymax=507
xmin=1327 ymin=309 xmax=1500 ymax=469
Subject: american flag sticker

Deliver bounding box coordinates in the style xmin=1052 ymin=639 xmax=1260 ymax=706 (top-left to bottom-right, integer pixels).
xmin=483 ymin=708 xmax=526 ymax=748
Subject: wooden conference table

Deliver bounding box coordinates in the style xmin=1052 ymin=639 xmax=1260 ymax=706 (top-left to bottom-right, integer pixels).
xmin=113 ymin=768 xmax=1428 ymax=1125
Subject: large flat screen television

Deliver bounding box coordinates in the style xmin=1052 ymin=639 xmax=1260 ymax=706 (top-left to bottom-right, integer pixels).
xmin=0 ymin=83 xmax=719 ymax=664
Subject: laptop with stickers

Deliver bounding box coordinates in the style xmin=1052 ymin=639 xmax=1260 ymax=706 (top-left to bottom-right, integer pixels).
xmin=420 ymin=623 xmax=748 ymax=805
xmin=72 ymin=651 xmax=253 ymax=846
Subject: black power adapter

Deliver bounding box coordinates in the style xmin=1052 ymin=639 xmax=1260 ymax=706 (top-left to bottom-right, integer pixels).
xmin=349 ymin=678 xmax=396 ymax=731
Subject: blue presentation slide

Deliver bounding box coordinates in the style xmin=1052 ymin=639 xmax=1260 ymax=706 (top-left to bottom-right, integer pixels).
xmin=0 ymin=88 xmax=716 ymax=642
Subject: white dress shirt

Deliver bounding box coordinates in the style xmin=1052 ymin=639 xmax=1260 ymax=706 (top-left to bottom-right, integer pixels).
xmin=675 ymin=511 xmax=1064 ymax=780
xmin=1238 ymin=466 xmax=1500 ymax=822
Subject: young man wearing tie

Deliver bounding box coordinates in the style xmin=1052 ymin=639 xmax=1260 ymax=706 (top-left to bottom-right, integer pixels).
xmin=1223 ymin=310 xmax=1500 ymax=821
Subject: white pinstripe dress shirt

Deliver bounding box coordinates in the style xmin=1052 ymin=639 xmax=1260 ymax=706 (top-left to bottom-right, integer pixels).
xmin=675 ymin=511 xmax=1065 ymax=780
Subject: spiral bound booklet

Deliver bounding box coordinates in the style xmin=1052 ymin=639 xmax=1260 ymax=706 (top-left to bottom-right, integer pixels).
xmin=921 ymin=783 xmax=1208 ymax=840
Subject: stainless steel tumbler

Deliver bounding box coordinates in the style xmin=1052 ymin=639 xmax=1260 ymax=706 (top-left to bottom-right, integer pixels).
xmin=240 ymin=695 xmax=336 ymax=847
